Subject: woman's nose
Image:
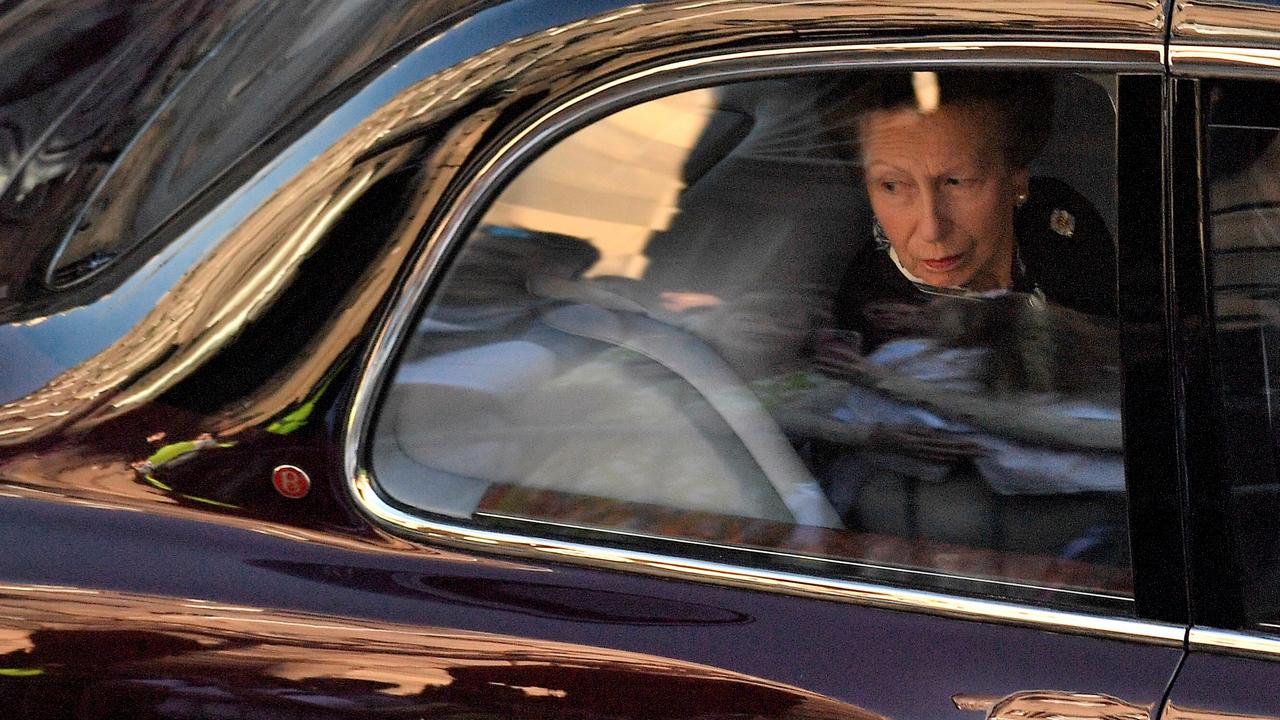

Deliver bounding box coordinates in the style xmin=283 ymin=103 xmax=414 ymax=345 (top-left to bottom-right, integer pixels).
xmin=915 ymin=191 xmax=949 ymax=242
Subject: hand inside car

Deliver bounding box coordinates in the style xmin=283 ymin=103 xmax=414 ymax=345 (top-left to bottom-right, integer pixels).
xmin=814 ymin=336 xmax=885 ymax=385
xmin=865 ymin=423 xmax=988 ymax=462
xmin=815 ymin=332 xmax=985 ymax=461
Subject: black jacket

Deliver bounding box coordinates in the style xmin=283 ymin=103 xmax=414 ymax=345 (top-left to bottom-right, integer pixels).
xmin=834 ymin=176 xmax=1117 ymax=348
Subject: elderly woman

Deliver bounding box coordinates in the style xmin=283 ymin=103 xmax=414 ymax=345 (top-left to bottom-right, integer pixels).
xmin=832 ymin=71 xmax=1116 ymax=350
xmin=792 ymin=72 xmax=1125 ymax=548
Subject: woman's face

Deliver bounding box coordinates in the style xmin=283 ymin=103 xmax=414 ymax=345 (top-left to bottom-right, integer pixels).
xmin=858 ymin=100 xmax=1029 ymax=291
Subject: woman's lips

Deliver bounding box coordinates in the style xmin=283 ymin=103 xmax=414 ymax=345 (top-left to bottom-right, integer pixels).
xmin=921 ymin=253 xmax=964 ymax=273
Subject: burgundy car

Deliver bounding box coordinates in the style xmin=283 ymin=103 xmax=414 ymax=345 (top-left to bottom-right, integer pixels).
xmin=0 ymin=0 xmax=1278 ymax=718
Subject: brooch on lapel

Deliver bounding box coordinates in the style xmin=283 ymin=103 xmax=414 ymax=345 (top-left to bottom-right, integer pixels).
xmin=1049 ymin=209 xmax=1076 ymax=238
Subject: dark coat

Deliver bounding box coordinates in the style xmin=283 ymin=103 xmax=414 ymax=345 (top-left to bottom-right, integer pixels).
xmin=834 ymin=176 xmax=1117 ymax=349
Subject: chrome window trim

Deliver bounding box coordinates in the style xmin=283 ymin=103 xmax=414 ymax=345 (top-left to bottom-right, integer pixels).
xmin=476 ymin=508 xmax=1128 ymax=602
xmin=345 ymin=39 xmax=1168 ymax=640
xmin=353 ymin=470 xmax=1183 ymax=645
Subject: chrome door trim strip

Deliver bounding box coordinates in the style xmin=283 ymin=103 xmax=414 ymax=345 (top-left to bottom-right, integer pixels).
xmin=345 ymin=39 xmax=1169 ymax=642
xmin=1189 ymin=627 xmax=1280 ymax=659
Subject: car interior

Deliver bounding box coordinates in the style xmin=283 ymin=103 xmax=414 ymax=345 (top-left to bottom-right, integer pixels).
xmin=373 ymin=70 xmax=1131 ymax=591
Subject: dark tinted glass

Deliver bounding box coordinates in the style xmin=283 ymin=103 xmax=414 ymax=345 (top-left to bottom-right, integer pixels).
xmin=1205 ymin=79 xmax=1280 ymax=629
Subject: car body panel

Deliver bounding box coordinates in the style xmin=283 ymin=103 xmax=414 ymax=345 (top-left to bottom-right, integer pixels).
xmin=0 ymin=0 xmax=262 ymax=320
xmin=1164 ymin=645 xmax=1280 ymax=720
xmin=0 ymin=581 xmax=885 ymax=719
xmin=0 ymin=491 xmax=1183 ymax=719
xmin=1172 ymin=0 xmax=1280 ymax=52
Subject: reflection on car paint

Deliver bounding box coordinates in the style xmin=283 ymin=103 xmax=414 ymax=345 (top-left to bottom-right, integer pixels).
xmin=953 ymin=691 xmax=1148 ymax=720
xmin=252 ymin=559 xmax=753 ymax=625
xmin=0 ymin=582 xmax=878 ymax=720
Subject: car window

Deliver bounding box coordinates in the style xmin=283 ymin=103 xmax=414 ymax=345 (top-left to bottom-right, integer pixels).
xmin=1204 ymin=78 xmax=1280 ymax=630
xmin=371 ymin=70 xmax=1130 ymax=611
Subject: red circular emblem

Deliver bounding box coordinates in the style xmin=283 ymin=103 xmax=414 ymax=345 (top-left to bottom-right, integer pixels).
xmin=272 ymin=465 xmax=311 ymax=499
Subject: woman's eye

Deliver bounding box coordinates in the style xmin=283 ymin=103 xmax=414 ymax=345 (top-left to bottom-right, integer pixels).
xmin=944 ymin=177 xmax=977 ymax=188
xmin=880 ymin=180 xmax=901 ymax=193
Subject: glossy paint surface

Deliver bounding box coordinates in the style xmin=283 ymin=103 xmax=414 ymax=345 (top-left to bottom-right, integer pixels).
xmin=1173 ymin=0 xmax=1280 ymax=51
xmin=0 ymin=581 xmax=881 ymax=719
xmin=1165 ymin=650 xmax=1280 ymax=720
xmin=0 ymin=491 xmax=1182 ymax=719
xmin=0 ymin=0 xmax=1255 ymax=718
xmin=0 ymin=0 xmax=261 ymax=321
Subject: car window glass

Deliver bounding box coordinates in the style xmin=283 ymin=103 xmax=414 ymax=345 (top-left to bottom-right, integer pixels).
xmin=371 ymin=70 xmax=1130 ymax=611
xmin=1204 ymin=79 xmax=1280 ymax=630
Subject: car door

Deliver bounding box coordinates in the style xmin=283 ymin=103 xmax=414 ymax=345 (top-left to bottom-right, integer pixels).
xmin=344 ymin=3 xmax=1191 ymax=719
xmin=0 ymin=2 xmax=1193 ymax=719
